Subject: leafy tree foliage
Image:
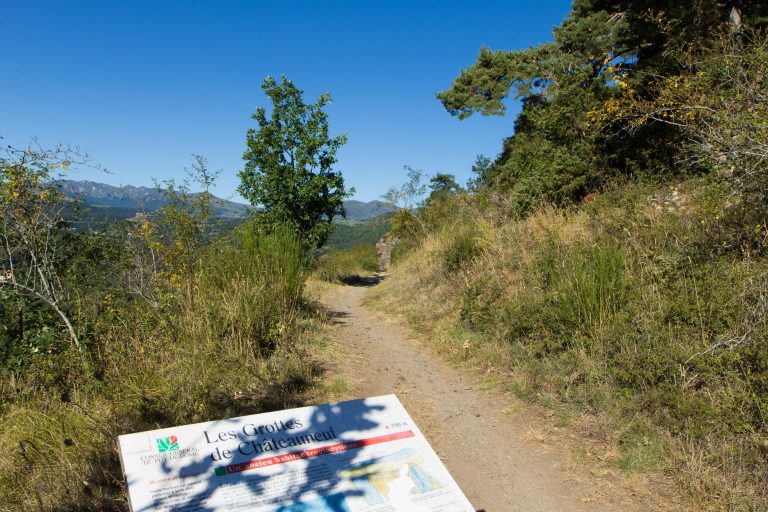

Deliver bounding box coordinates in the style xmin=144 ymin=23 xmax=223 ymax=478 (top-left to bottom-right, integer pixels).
xmin=239 ymin=76 xmax=350 ymax=249
xmin=382 ymin=165 xmax=427 ymax=211
xmin=146 ymin=155 xmax=220 ymax=303
xmin=384 ymin=167 xmax=469 ymax=238
xmin=593 ymin=31 xmax=768 ymax=250
xmin=382 ymin=165 xmax=428 ymax=236
xmin=467 ymin=155 xmax=493 ymax=191
xmin=428 ymin=173 xmax=461 ymax=201
xmin=438 ymin=7 xmax=626 ymax=212
xmin=0 ymin=143 xmax=90 ymax=351
xmin=437 ymin=1 xmax=768 ymax=214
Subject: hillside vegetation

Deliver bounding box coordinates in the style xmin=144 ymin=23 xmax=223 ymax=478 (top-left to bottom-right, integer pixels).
xmin=0 ymin=75 xmax=352 ymax=510
xmin=369 ymin=184 xmax=766 ymax=509
xmin=367 ymin=3 xmax=768 ymax=510
xmin=0 ymin=171 xmax=327 ymax=509
xmin=3 ymin=3 xmax=767 ymax=510
xmin=325 ymin=216 xmax=392 ymax=250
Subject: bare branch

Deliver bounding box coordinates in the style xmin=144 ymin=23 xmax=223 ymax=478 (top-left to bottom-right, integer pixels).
xmin=0 ymin=279 xmax=80 ymax=350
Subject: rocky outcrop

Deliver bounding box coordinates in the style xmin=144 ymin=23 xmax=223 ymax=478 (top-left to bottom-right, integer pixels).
xmin=376 ymin=233 xmax=400 ymax=272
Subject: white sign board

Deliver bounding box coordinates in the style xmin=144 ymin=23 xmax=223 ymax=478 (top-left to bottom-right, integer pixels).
xmin=118 ymin=394 xmax=475 ymax=511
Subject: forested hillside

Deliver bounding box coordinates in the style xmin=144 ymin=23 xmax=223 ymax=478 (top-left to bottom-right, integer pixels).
xmin=368 ymin=2 xmax=768 ymax=510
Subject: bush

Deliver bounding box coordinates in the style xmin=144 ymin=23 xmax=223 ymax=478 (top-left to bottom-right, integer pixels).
xmin=0 ymin=220 xmax=323 ymax=510
xmin=597 ymin=33 xmax=768 ymax=251
xmin=201 ymin=222 xmax=306 ymax=353
xmin=553 ymin=243 xmax=626 ymax=335
xmin=459 ymin=276 xmax=502 ymax=331
xmin=314 ymin=244 xmax=379 ymax=283
xmin=368 ymin=188 xmax=768 ymax=509
xmin=442 ymin=224 xmax=482 ymax=273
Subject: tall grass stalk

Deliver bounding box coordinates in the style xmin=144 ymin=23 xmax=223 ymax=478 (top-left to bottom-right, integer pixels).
xmin=556 ymin=243 xmax=626 ymax=334
xmin=367 ymin=186 xmax=768 ymax=510
xmin=0 ymin=222 xmax=324 ymax=511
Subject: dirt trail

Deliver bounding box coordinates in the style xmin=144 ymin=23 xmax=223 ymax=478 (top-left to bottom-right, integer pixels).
xmin=320 ymin=278 xmax=670 ymax=512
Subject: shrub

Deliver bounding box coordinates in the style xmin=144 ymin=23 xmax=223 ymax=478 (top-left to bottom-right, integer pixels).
xmin=442 ymin=224 xmax=481 ymax=273
xmin=314 ymin=244 xmax=379 ymax=283
xmin=367 ymin=187 xmax=768 ymax=508
xmin=0 ymin=220 xmax=323 ymax=510
xmin=459 ymin=276 xmax=500 ymax=331
xmin=201 ymin=222 xmax=306 ymax=353
xmin=553 ymin=243 xmax=627 ymax=335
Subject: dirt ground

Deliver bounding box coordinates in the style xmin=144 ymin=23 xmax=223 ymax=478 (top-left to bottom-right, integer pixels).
xmin=319 ymin=277 xmax=676 ymax=512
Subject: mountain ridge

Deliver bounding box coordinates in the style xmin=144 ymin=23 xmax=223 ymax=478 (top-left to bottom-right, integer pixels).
xmin=56 ymin=179 xmax=395 ymax=222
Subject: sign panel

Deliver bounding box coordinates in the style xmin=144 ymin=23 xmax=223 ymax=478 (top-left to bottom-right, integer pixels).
xmin=118 ymin=394 xmax=475 ymax=511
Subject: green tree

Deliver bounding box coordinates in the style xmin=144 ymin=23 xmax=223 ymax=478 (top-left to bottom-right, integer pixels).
xmin=239 ymin=76 xmax=350 ymax=249
xmin=382 ymin=165 xmax=428 ymax=236
xmin=467 ymin=154 xmax=493 ymax=191
xmin=427 ymin=173 xmax=461 ymax=204
xmin=436 ymin=8 xmax=626 ymax=212
xmin=136 ymin=154 xmax=220 ymax=305
xmin=436 ymin=1 xmax=768 ymax=214
xmin=0 ymin=143 xmax=90 ymax=352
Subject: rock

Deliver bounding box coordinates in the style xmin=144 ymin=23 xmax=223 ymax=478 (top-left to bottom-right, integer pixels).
xmin=376 ymin=233 xmax=400 ymax=272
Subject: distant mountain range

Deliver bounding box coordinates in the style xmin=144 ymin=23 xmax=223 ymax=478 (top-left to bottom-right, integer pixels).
xmin=341 ymin=200 xmax=395 ymax=222
xmin=56 ymin=180 xmax=395 ymax=222
xmin=56 ymin=180 xmax=250 ymax=220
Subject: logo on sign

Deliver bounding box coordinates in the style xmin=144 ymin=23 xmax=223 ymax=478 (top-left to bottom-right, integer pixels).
xmin=156 ymin=435 xmax=179 ymax=453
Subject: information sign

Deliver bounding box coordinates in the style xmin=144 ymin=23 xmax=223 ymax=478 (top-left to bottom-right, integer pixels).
xmin=118 ymin=394 xmax=475 ymax=511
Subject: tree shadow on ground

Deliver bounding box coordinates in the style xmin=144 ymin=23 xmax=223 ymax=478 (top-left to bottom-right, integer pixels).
xmin=337 ymin=274 xmax=385 ymax=287
xmin=125 ymin=398 xmax=387 ymax=511
xmin=319 ymin=308 xmax=351 ymax=326
xmin=72 ymin=327 xmax=332 ymax=510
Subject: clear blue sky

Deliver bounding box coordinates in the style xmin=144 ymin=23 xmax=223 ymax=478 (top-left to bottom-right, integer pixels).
xmin=2 ymin=1 xmax=571 ymax=202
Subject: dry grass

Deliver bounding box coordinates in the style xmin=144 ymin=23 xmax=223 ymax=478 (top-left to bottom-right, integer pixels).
xmin=0 ymin=229 xmax=334 ymax=511
xmin=366 ymin=185 xmax=768 ymax=511
xmin=313 ymin=244 xmax=379 ymax=284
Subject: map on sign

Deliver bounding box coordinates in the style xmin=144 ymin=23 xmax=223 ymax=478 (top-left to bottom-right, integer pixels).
xmin=118 ymin=394 xmax=475 ymax=512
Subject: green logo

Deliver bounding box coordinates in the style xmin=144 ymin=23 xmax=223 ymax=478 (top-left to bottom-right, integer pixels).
xmin=156 ymin=435 xmax=179 ymax=453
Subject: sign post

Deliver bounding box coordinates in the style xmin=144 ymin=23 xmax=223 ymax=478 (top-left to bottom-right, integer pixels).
xmin=118 ymin=394 xmax=475 ymax=511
